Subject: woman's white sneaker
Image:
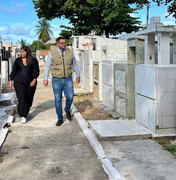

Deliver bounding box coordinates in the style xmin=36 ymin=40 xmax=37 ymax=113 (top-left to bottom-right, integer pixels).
xmin=21 ymin=117 xmax=27 ymax=124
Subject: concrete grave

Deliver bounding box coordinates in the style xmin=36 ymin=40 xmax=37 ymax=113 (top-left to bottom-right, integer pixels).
xmin=135 ymin=17 xmax=176 ymax=134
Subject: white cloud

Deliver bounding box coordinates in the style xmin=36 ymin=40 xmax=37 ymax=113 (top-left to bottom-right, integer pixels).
xmin=161 ymin=9 xmax=176 ymax=25
xmin=0 ymin=5 xmax=14 ymax=14
xmin=0 ymin=24 xmax=30 ymax=35
xmin=12 ymin=2 xmax=26 ymax=12
xmin=0 ymin=3 xmax=27 ymax=15
xmin=51 ymin=25 xmax=62 ymax=37
xmin=162 ymin=18 xmax=176 ymax=25
xmin=0 ymin=23 xmax=37 ymax=43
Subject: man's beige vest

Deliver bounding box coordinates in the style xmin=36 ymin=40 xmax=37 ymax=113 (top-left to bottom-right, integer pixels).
xmin=50 ymin=48 xmax=73 ymax=78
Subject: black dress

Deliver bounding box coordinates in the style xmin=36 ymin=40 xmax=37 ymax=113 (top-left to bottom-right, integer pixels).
xmin=9 ymin=57 xmax=40 ymax=118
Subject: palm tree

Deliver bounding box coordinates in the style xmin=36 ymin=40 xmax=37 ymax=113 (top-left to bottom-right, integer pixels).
xmin=18 ymin=38 xmax=27 ymax=47
xmin=35 ymin=18 xmax=53 ymax=43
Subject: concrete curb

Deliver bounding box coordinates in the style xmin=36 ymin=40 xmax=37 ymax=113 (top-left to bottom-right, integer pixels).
xmin=0 ymin=116 xmax=14 ymax=148
xmin=72 ymin=104 xmax=123 ymax=180
xmin=0 ymin=128 xmax=8 ymax=148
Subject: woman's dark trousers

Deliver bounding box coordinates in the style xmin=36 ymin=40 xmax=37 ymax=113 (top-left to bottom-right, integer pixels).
xmin=14 ymin=83 xmax=36 ymax=118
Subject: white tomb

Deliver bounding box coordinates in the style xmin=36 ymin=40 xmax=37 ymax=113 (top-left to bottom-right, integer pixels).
xmin=135 ymin=17 xmax=176 ymax=134
xmin=102 ymin=38 xmax=144 ymax=118
xmin=72 ymin=36 xmax=118 ymax=100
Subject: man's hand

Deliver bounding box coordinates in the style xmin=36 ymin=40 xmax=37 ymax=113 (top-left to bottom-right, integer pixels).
xmin=43 ymin=80 xmax=48 ymax=87
xmin=76 ymin=77 xmax=80 ymax=84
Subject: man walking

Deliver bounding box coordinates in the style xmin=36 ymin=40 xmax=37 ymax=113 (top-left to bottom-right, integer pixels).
xmin=43 ymin=37 xmax=80 ymax=126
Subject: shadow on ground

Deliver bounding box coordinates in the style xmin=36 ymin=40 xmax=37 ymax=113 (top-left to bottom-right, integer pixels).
xmin=28 ymin=99 xmax=55 ymax=121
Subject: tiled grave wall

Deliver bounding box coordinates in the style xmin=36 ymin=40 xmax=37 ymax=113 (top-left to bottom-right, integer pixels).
xmin=114 ymin=64 xmax=135 ymax=118
xmin=136 ymin=64 xmax=176 ymax=134
xmin=102 ymin=61 xmax=114 ymax=110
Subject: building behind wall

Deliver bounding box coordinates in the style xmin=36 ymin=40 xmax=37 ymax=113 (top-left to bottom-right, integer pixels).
xmin=1 ymin=41 xmax=21 ymax=88
xmin=0 ymin=41 xmax=2 ymax=95
xmin=72 ymin=36 xmax=107 ymax=95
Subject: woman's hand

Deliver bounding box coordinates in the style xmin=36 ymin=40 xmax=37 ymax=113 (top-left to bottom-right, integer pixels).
xmin=30 ymin=79 xmax=37 ymax=87
xmin=9 ymin=80 xmax=13 ymax=89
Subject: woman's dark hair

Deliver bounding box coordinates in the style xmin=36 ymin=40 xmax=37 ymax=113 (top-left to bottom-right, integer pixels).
xmin=21 ymin=46 xmax=33 ymax=65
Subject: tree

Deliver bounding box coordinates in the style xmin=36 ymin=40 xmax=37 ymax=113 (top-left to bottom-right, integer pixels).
xmin=153 ymin=0 xmax=176 ymax=18
xmin=35 ymin=18 xmax=53 ymax=43
xmin=33 ymin=0 xmax=145 ymax=37
xmin=128 ymin=0 xmax=176 ymax=18
xmin=59 ymin=25 xmax=73 ymax=38
xmin=96 ymin=0 xmax=143 ymax=36
xmin=30 ymin=40 xmax=50 ymax=53
xmin=17 ymin=39 xmax=27 ymax=46
xmin=33 ymin=0 xmax=175 ymax=37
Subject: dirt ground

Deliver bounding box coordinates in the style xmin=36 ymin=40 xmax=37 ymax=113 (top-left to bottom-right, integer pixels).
xmin=73 ymin=83 xmax=119 ymax=120
xmin=74 ymin=94 xmax=113 ymax=120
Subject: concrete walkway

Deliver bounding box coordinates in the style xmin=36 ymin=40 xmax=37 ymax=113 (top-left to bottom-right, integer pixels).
xmin=0 ymin=78 xmax=107 ymax=180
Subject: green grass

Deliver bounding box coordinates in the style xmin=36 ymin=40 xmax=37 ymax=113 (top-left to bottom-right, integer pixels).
xmin=158 ymin=139 xmax=176 ymax=156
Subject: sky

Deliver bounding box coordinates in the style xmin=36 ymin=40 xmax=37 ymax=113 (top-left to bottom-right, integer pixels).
xmin=0 ymin=0 xmax=70 ymax=44
xmin=0 ymin=0 xmax=175 ymax=44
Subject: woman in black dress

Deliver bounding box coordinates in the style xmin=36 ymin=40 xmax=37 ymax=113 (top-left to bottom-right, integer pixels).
xmin=9 ymin=46 xmax=40 ymax=123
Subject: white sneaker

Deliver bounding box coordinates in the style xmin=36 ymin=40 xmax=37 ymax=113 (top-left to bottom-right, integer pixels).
xmin=21 ymin=117 xmax=27 ymax=124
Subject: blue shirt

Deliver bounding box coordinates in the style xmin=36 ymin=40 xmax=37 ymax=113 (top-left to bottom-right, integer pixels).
xmin=44 ymin=47 xmax=80 ymax=80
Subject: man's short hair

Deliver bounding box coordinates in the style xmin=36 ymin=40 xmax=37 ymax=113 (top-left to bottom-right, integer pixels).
xmin=56 ymin=37 xmax=65 ymax=43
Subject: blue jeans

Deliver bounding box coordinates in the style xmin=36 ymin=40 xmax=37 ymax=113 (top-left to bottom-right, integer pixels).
xmin=52 ymin=76 xmax=74 ymax=121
